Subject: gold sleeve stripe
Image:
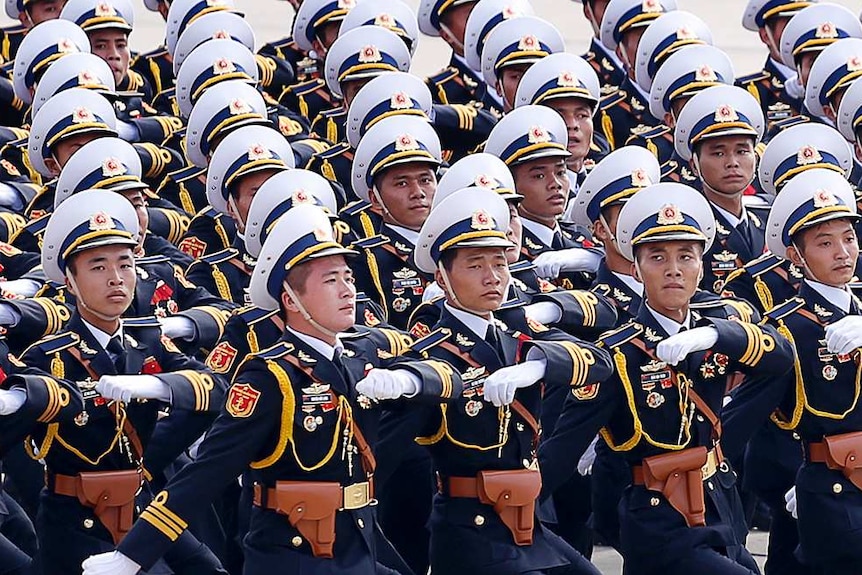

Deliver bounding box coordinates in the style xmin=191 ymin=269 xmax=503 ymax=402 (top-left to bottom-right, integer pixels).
xmin=738 ymin=322 xmax=774 ymax=366
xmin=38 ymin=376 xmax=69 ymax=422
xmin=140 ymin=491 xmax=187 ymax=541
xmin=195 ymin=306 xmax=230 ymax=331
xmin=572 ymin=291 xmax=597 ymax=327
xmin=425 ymin=360 xmax=454 ymax=398
xmin=558 ymin=341 xmax=596 ymax=388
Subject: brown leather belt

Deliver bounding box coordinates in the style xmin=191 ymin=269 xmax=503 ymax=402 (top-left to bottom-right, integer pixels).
xmin=438 ymin=475 xmax=481 ymax=498
xmin=807 ymin=441 xmax=829 ymax=464
xmin=252 ymin=481 xmax=373 ymax=511
xmin=49 ymin=473 xmax=80 ymax=497
xmin=632 ymin=448 xmax=723 ymax=485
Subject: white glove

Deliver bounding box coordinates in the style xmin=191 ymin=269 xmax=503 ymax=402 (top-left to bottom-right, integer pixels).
xmin=824 ymin=316 xmax=862 ymax=356
xmin=0 ymin=387 xmax=26 ymax=415
xmin=578 ymin=435 xmax=599 ymax=476
xmin=82 ymin=551 xmax=141 ymax=575
xmin=0 ymin=279 xmax=40 ymax=297
xmin=96 ymin=375 xmax=171 ymax=403
xmin=532 ymin=249 xmax=601 ymax=279
xmin=0 ymin=302 xmax=21 ymax=327
xmin=523 ymin=301 xmax=562 ymax=325
xmin=159 ymin=315 xmax=196 ymax=341
xmin=482 ymin=360 xmax=546 ymax=407
xmin=116 ymin=120 xmax=140 ymax=142
xmin=656 ymin=326 xmax=718 ymax=366
xmin=784 ymin=486 xmax=797 ymax=519
xmin=422 ymin=281 xmax=445 ymax=303
xmin=355 ymin=369 xmax=419 ymax=401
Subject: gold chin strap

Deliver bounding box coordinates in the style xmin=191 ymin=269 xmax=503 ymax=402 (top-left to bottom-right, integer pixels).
xmin=599 ymin=212 xmax=617 ymax=245
xmin=68 ymin=273 xmax=124 ymax=323
xmin=282 ymin=279 xmax=339 ymax=339
xmin=791 ymin=240 xmax=819 ymax=283
xmin=437 ymin=261 xmax=492 ymax=318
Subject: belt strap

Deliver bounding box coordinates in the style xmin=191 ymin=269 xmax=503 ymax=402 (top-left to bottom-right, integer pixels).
xmin=438 ymin=475 xmax=480 ymax=498
xmin=49 ymin=473 xmax=79 ymax=497
xmin=252 ymin=482 xmax=373 ymax=510
xmin=808 ymin=441 xmax=828 ymax=463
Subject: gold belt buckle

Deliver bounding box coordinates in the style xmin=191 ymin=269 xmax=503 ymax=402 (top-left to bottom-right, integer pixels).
xmin=701 ymin=449 xmax=718 ymax=480
xmin=342 ymin=481 xmax=370 ymax=510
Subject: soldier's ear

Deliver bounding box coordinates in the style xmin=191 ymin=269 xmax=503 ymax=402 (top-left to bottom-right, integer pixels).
xmin=786 ymin=244 xmax=804 ymax=268
xmin=434 ymin=268 xmax=447 ymax=291
xmin=280 ymin=288 xmax=299 ymax=314
xmin=44 ymin=157 xmax=61 ymax=178
xmin=631 ymin=259 xmax=640 ymax=282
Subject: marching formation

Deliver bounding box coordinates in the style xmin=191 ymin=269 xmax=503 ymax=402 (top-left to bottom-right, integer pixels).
xmin=0 ymin=0 xmax=859 ymax=574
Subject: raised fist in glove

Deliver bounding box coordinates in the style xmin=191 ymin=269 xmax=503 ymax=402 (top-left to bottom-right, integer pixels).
xmin=656 ymin=326 xmax=718 ymax=366
xmin=82 ymin=551 xmax=141 ymax=575
xmin=96 ymin=375 xmax=171 ymax=403
xmin=824 ymin=316 xmax=862 ymax=356
xmin=482 ymin=360 xmax=546 ymax=407
xmin=159 ymin=315 xmax=196 ymax=341
xmin=784 ymin=486 xmax=797 ymax=519
xmin=0 ymin=388 xmax=25 ymax=415
xmin=355 ymin=369 xmax=418 ymax=401
xmin=532 ymin=249 xmax=601 ymax=279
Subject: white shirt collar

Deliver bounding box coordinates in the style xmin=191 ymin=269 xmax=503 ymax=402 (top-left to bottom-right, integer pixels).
xmin=711 ymin=202 xmax=748 ymax=228
xmin=769 ymin=57 xmax=795 ymax=82
xmin=612 ymin=271 xmax=644 ymax=296
xmin=805 ymin=279 xmax=852 ymax=313
xmin=385 ymin=223 xmax=420 ymax=246
xmin=522 ymin=217 xmax=559 ymax=247
xmin=445 ymin=302 xmax=492 ymax=339
xmin=646 ymin=304 xmax=691 ymax=336
xmin=286 ymin=327 xmax=344 ymax=361
xmin=81 ymin=318 xmax=123 ymax=351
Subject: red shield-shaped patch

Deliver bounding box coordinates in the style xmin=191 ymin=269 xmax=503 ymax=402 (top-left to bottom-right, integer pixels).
xmin=206 ymin=342 xmax=238 ymax=374
xmin=179 ymin=236 xmax=207 ymax=259
xmin=226 ymin=383 xmax=260 ymax=418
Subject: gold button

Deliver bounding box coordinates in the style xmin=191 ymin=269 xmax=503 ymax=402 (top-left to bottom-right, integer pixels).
xmin=516 ymin=423 xmax=525 ymax=432
xmin=474 ymin=515 xmax=485 ymax=526
xmin=650 ymin=497 xmax=660 ymax=507
xmin=357 ymin=518 xmax=365 ymax=529
xmin=833 ymin=483 xmax=843 ymax=494
xmin=292 ymin=536 xmax=302 ymax=547
xmin=83 ymin=519 xmax=94 ymax=529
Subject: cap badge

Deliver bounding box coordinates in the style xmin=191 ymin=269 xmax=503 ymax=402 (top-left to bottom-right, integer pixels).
xmin=358 ymin=44 xmax=382 ymax=63
xmin=89 ymin=211 xmax=116 ymax=231
xmin=656 ymin=204 xmax=684 ymax=225
xmin=389 ymin=91 xmax=411 ymax=110
xmin=631 ymin=168 xmax=651 ymax=187
xmin=695 ymin=64 xmax=717 ymax=82
xmin=642 ymin=0 xmax=662 ymax=13
xmin=714 ymin=104 xmax=738 ymax=123
xmin=101 ymin=157 xmax=127 ymax=177
xmin=213 ymin=57 xmax=236 ymax=75
xmin=338 ymin=0 xmax=356 ymax=9
xmin=557 ymin=70 xmax=578 ymax=87
xmin=72 ymin=106 xmax=97 ymax=124
xmin=312 ymin=227 xmax=332 ymax=241
xmin=518 ymin=34 xmax=539 ymax=51
xmin=796 ymin=145 xmax=822 ymax=166
xmin=474 ymin=174 xmax=498 ymax=189
xmin=78 ymin=69 xmax=99 ymax=85
xmin=374 ymin=13 xmax=396 ymax=28
xmin=848 ymin=55 xmax=862 ymax=72
xmin=394 ymin=133 xmax=419 ymax=151
xmin=676 ymin=26 xmax=697 ymax=41
xmin=815 ymin=21 xmax=838 ymax=40
xmin=212 ymin=29 xmax=230 ymax=39
xmin=205 ymin=0 xmax=228 ymax=6
xmin=813 ymin=188 xmax=838 ymax=208
xmin=229 ymin=98 xmax=252 ymax=115
xmin=95 ymin=2 xmax=116 ymax=16
xmin=57 ymin=38 xmax=78 ymax=53
xmin=527 ymin=125 xmax=551 ymax=144
xmin=471 ymin=210 xmax=495 ymax=230
xmin=247 ymin=143 xmax=272 ymax=161
xmin=292 ymin=189 xmax=312 ymax=204
xmin=502 ymin=5 xmax=520 ymax=18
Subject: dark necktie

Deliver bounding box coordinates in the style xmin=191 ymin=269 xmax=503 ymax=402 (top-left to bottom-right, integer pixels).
xmin=551 ymin=231 xmax=565 ymax=250
xmin=736 ymin=218 xmax=753 ymax=251
xmin=485 ymin=325 xmax=503 ymax=361
xmin=107 ymin=335 xmax=126 ymax=374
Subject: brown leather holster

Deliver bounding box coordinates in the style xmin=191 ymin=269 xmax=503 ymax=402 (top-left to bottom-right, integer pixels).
xmin=270 ymin=481 xmax=343 ymax=558
xmin=809 ymin=431 xmax=862 ymax=491
xmin=52 ymin=470 xmax=142 ymax=544
xmin=445 ymin=469 xmax=542 ymax=546
xmin=639 ymin=447 xmax=709 ymax=528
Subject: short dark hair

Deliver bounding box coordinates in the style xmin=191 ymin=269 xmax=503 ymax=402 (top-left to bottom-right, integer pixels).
xmin=285 ymin=260 xmax=314 ymax=295
xmin=439 ymin=249 xmax=457 ymax=273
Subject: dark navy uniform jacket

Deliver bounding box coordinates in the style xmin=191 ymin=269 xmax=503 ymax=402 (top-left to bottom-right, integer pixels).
xmin=735 ymin=58 xmax=803 ymax=131
xmin=519 ymin=220 xmax=601 ymax=291
xmin=584 ymin=37 xmax=626 ymax=95
xmin=596 ymin=76 xmax=659 ymax=152
xmin=115 ymin=327 xmax=459 ymax=574
xmin=425 ymin=53 xmax=504 ymax=118
xmin=702 ymin=204 xmax=769 ymax=294
xmin=538 ymin=304 xmax=793 ymax=572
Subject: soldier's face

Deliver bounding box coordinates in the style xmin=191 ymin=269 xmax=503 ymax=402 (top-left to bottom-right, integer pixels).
xmin=49 ymin=133 xmax=99 ymax=175
xmin=584 ymin=0 xmax=610 ymax=36
xmin=547 ymin=98 xmax=594 ymax=166
xmin=513 ymin=157 xmax=569 ymax=222
xmin=789 ymin=219 xmax=858 ymax=287
xmin=796 ymin=51 xmax=818 ymax=88
xmin=760 ymin=17 xmax=789 ymax=61
xmin=371 ymin=163 xmax=436 ymax=231
xmin=23 ymin=0 xmax=64 ymax=26
xmin=506 ymin=201 xmax=522 ymax=264
xmin=119 ymin=189 xmax=149 ymax=249
xmin=594 ymin=204 xmax=622 ymax=257
xmin=436 ymin=247 xmax=509 ymax=315
xmin=89 ymin=29 xmax=130 ymax=85
xmin=66 ymin=244 xmax=136 ymax=322
xmin=282 ymin=255 xmax=356 ymax=334
xmin=497 ymin=64 xmax=529 ymax=111
xmin=341 ymin=77 xmax=372 ymax=108
xmin=618 ymin=26 xmax=647 ymax=75
xmin=312 ymin=22 xmax=341 ymax=57
xmin=694 ymin=136 xmax=756 ymax=196
xmin=439 ymin=2 xmax=475 ymax=52
xmin=633 ymin=240 xmax=703 ymax=319
xmin=228 ymin=168 xmax=281 ymax=232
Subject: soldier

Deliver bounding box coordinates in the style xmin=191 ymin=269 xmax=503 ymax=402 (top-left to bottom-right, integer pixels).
xmin=485 ymin=104 xmax=602 ymax=290
xmin=420 ymin=0 xmax=508 ymax=115
xmin=731 ymin=168 xmax=862 ymax=575
xmin=593 ymin=0 xmax=675 ymax=151
xmin=0 ymin=190 xmax=228 ymax=575
xmin=479 ymin=15 xmax=564 ymax=113
xmin=373 ymin=186 xmax=612 ymax=575
xmin=81 ymin=203 xmax=460 ymax=575
xmin=1 ymin=0 xmax=63 ymax=64
xmin=539 ymin=182 xmax=794 ymax=575
xmin=128 ymin=0 xmax=173 ymax=100
xmin=804 ymin=38 xmax=862 ymax=129
xmin=836 ymin=75 xmax=862 ymax=187
xmin=673 ymin=85 xmax=768 ymax=293
xmin=574 ymin=0 xmax=626 ymax=93
xmin=184 ymin=124 xmax=294 ymax=304
xmin=738 ymin=0 xmax=812 ymax=129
